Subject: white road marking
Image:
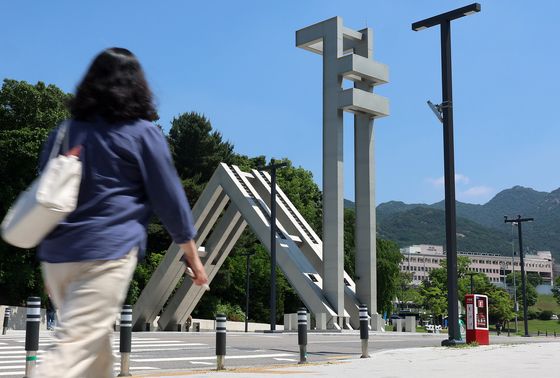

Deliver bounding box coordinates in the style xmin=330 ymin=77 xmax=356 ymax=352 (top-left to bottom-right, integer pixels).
xmin=0 ymin=351 xmax=45 ymax=355
xmin=112 ymin=340 xmax=184 ymax=344
xmin=132 ymin=353 xmax=295 ymax=363
xmin=113 ymin=343 xmax=206 ymax=348
xmin=274 ymin=358 xmax=298 ymax=362
xmin=190 ymin=361 xmax=213 ymax=365
xmin=127 ymin=346 xmax=211 ymax=353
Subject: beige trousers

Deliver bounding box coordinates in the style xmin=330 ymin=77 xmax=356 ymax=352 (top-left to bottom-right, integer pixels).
xmin=33 ymin=249 xmax=137 ymax=378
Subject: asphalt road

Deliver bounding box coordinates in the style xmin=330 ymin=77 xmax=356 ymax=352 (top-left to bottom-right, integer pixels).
xmin=0 ymin=330 xmax=556 ymax=377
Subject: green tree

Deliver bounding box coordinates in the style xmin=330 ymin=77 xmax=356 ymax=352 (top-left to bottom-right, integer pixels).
xmin=0 ymin=79 xmax=70 ymax=305
xmin=0 ymin=79 xmax=70 ymax=131
xmin=343 ymin=209 xmax=356 ymax=279
xmin=419 ymin=285 xmax=447 ymax=324
xmin=167 ymin=112 xmax=235 ymax=201
xmin=505 ymin=272 xmax=538 ymax=307
xmin=486 ymin=287 xmax=514 ymax=324
xmin=506 ymin=271 xmax=542 ymax=287
xmin=552 ymin=276 xmax=560 ymax=306
xmin=376 ymin=239 xmax=404 ymax=316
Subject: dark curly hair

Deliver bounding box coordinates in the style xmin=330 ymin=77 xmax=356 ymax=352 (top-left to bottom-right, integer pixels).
xmin=69 ymin=47 xmax=158 ymax=123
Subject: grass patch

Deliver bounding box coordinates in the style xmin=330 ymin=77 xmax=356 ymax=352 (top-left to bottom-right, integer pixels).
xmin=504 ymin=319 xmax=560 ymax=336
xmin=450 ymin=341 xmax=479 ymax=348
xmin=526 ymin=319 xmax=560 ymax=335
xmin=530 ymin=295 xmax=560 ymax=314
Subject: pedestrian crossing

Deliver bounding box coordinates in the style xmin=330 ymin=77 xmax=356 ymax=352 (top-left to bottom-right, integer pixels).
xmin=0 ymin=334 xmax=183 ymax=377
xmin=0 ymin=332 xmax=297 ymax=377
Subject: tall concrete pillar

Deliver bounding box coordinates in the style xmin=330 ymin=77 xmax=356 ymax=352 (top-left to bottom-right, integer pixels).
xmin=354 ymin=28 xmax=376 ymax=314
xmin=321 ymin=17 xmax=345 ymax=321
xmin=297 ymin=16 xmax=389 ymax=325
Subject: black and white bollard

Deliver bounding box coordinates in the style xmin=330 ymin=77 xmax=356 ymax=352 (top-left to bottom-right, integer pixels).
xmin=297 ymin=308 xmax=307 ymax=364
xmin=216 ymin=313 xmax=226 ymax=370
xmin=118 ymin=305 xmax=133 ymax=377
xmin=2 ymin=308 xmax=10 ymax=335
xmin=359 ymin=304 xmax=370 ymax=358
xmin=24 ymin=297 xmax=41 ymax=378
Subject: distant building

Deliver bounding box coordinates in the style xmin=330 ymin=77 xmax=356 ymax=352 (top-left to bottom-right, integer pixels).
xmin=399 ymin=244 xmax=554 ymax=286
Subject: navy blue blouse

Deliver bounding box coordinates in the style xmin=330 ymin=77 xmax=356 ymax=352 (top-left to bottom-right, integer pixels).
xmin=37 ymin=118 xmax=196 ymax=263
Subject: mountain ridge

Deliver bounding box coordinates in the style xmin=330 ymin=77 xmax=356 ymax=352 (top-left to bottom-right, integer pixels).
xmin=348 ymin=186 xmax=560 ymax=260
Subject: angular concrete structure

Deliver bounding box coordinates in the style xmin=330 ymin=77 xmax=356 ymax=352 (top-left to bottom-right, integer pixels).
xmin=133 ymin=164 xmax=367 ymax=331
xmin=296 ymin=17 xmax=389 ymax=322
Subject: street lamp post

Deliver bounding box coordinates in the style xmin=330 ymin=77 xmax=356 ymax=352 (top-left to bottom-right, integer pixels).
xmin=263 ymin=160 xmax=288 ymax=332
xmin=504 ymin=215 xmax=534 ymax=337
xmin=412 ymin=3 xmax=481 ymax=346
xmin=241 ymin=251 xmax=255 ymax=333
xmin=466 ymin=272 xmax=476 ymax=294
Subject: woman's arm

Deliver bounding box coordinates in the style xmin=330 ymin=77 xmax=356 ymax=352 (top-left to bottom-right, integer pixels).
xmin=179 ymin=239 xmax=208 ymax=286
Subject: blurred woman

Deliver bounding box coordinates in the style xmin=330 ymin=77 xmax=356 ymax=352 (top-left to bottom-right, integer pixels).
xmin=33 ymin=47 xmax=207 ymax=378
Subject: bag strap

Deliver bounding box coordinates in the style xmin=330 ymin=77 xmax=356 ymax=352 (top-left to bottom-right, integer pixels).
xmin=47 ymin=122 xmax=69 ymax=161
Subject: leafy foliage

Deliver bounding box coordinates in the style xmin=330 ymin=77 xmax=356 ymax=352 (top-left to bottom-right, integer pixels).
xmin=0 ymin=79 xmax=71 ymax=131
xmin=376 ymin=239 xmax=404 ymax=316
xmin=417 ymin=256 xmax=515 ymax=325
xmin=552 ymin=277 xmax=560 ymax=306
xmin=167 ymin=112 xmax=234 ymax=202
xmin=0 ymin=79 xmax=70 ymax=305
xmin=505 ymin=272 xmax=538 ymax=307
xmin=538 ymin=310 xmax=554 ymax=320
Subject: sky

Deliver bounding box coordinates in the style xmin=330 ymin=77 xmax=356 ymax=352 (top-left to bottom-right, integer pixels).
xmin=1 ymin=1 xmax=559 ymax=205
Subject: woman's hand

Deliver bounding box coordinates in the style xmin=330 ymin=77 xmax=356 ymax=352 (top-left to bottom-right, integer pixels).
xmin=179 ymin=240 xmax=209 ymax=288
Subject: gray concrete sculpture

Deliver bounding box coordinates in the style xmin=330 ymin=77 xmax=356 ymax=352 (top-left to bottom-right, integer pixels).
xmin=133 ymin=163 xmax=366 ymax=330
xmin=296 ymin=17 xmax=389 ymax=323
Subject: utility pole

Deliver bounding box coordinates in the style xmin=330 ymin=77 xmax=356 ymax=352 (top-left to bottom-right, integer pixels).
xmin=504 ymin=215 xmax=534 ymax=337
xmin=510 ymin=224 xmax=519 ymax=334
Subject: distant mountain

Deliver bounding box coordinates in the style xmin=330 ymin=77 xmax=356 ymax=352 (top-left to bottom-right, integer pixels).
xmin=377 ymin=207 xmax=512 ymax=254
xmin=346 ymin=186 xmax=560 ymax=260
xmin=377 ymin=201 xmax=429 ymax=222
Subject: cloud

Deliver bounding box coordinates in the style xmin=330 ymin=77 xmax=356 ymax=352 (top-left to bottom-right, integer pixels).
xmin=427 ymin=174 xmax=470 ymax=188
xmin=461 ymin=186 xmax=494 ymax=198
xmin=455 ymin=174 xmax=470 ymax=185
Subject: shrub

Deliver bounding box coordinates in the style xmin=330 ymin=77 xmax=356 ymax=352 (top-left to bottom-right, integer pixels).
xmin=215 ymin=303 xmax=246 ymax=322
xmin=527 ymin=309 xmax=539 ymax=320
xmin=538 ymin=310 xmax=554 ymax=321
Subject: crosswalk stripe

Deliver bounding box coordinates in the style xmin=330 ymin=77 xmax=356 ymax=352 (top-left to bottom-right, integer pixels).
xmin=0 ymin=351 xmax=46 ymax=355
xmin=132 ymin=353 xmax=296 ymax=363
xmin=113 ymin=343 xmax=206 ymax=348
xmin=112 ymin=340 xmax=183 ymax=344
xmin=0 ymin=371 xmax=25 ymax=376
xmin=126 ymin=347 xmax=210 ymax=353
xmin=0 ymin=346 xmax=48 ymax=350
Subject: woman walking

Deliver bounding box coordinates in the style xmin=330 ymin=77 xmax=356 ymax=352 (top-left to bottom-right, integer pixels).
xmin=33 ymin=48 xmax=207 ymax=378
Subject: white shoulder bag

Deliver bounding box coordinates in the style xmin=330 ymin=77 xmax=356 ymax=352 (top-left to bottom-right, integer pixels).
xmin=1 ymin=123 xmax=82 ymax=248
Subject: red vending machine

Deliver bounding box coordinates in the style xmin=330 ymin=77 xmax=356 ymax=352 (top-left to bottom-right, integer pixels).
xmin=465 ymin=294 xmax=489 ymax=345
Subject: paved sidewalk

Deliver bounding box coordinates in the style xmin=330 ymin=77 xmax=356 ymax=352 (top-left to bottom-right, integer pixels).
xmin=132 ymin=342 xmax=560 ymax=378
